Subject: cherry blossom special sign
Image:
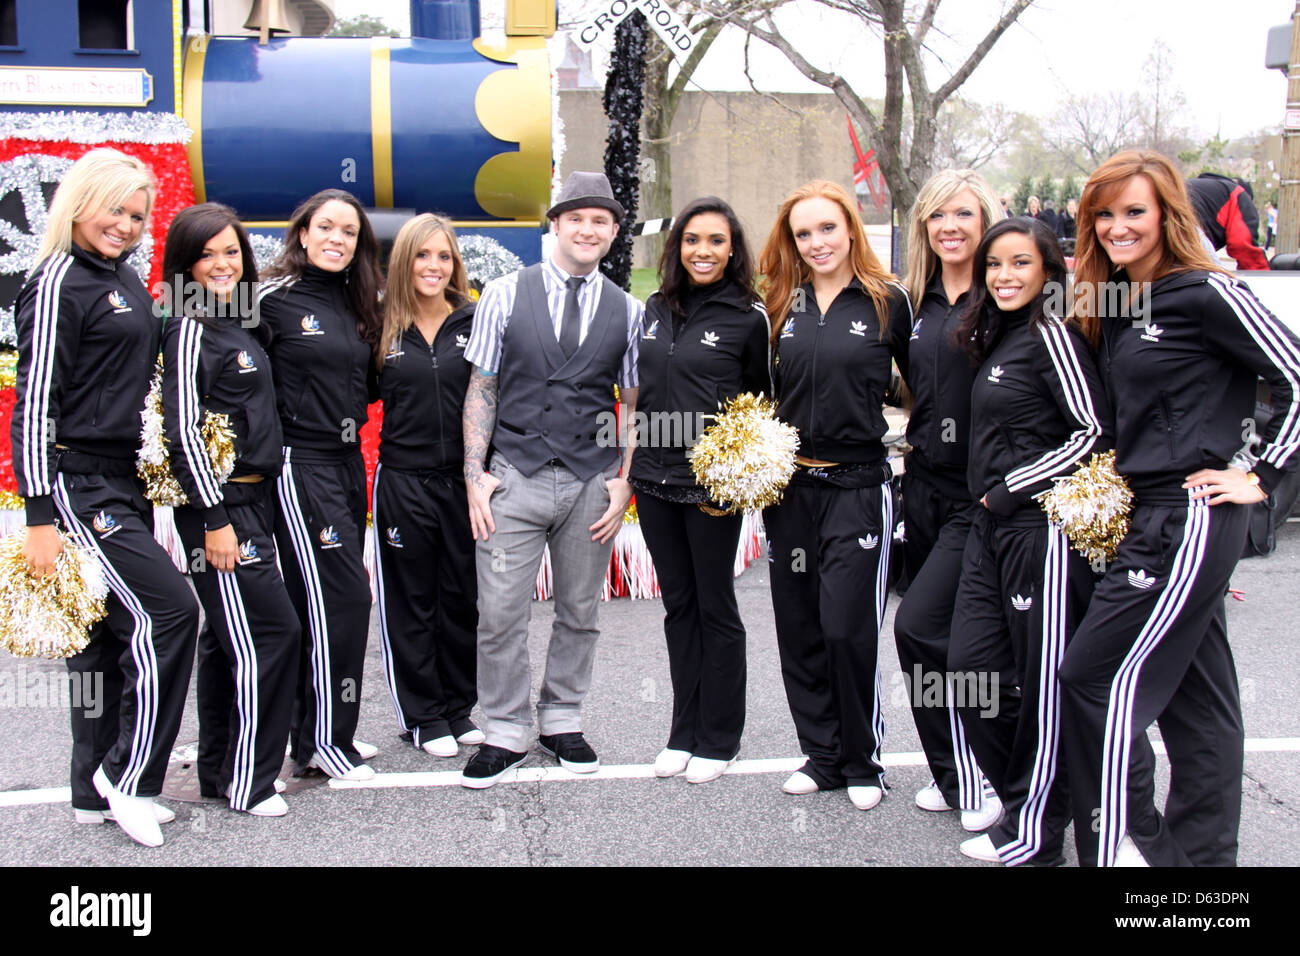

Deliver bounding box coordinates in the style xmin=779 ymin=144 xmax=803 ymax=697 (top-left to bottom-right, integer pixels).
xmin=0 ymin=66 xmax=154 ymax=107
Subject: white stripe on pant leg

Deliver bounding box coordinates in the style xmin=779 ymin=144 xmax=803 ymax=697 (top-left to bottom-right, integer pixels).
xmin=54 ymin=475 xmax=159 ymax=796
xmin=869 ymin=488 xmax=893 ymax=779
xmin=371 ymin=464 xmax=414 ymax=735
xmin=949 ymin=699 xmax=982 ymax=811
xmin=999 ymin=524 xmax=1070 ymax=865
xmin=275 ymin=451 xmax=352 ymax=777
xmin=1097 ymin=497 xmax=1210 ymax=866
xmin=217 ymin=569 xmax=259 ymax=810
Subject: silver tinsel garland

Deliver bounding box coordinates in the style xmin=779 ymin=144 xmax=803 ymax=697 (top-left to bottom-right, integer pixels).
xmin=459 ymin=235 xmax=523 ymax=284
xmin=0 ymin=111 xmax=192 ymax=144
xmin=0 ymin=155 xmax=151 ymax=346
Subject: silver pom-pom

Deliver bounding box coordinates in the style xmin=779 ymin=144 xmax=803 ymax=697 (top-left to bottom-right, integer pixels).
xmin=248 ymin=233 xmax=284 ymax=272
xmin=459 ymin=234 xmax=524 ymax=285
xmin=0 ymin=110 xmax=192 ymax=144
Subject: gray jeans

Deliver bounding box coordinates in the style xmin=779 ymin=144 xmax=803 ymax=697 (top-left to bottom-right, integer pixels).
xmin=475 ymin=454 xmax=616 ymax=751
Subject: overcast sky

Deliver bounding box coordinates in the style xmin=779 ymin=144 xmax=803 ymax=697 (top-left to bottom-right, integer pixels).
xmin=338 ymin=0 xmax=1290 ymax=139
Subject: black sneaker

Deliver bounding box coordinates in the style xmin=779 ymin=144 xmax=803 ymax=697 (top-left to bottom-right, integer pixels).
xmin=537 ymin=733 xmax=600 ymax=773
xmin=460 ymin=745 xmax=527 ymax=789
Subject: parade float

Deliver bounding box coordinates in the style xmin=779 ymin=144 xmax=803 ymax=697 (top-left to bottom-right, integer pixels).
xmin=0 ymin=0 xmax=765 ymax=600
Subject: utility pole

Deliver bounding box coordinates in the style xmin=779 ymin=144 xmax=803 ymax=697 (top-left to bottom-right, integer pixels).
xmin=1280 ymin=1 xmax=1300 ymax=255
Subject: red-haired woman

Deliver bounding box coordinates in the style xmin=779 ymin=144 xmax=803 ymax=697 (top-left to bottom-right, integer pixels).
xmin=760 ymin=180 xmax=911 ymax=812
xmin=1059 ymin=150 xmax=1300 ymax=866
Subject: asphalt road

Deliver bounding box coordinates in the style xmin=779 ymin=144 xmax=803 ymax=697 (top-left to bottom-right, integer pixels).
xmin=0 ymin=520 xmax=1297 ymax=868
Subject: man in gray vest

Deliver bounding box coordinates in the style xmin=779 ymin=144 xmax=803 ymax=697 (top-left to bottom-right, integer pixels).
xmin=460 ymin=171 xmax=642 ymax=788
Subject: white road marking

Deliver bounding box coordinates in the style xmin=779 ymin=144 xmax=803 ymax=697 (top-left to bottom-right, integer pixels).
xmin=3 ymin=739 xmax=1298 ymax=804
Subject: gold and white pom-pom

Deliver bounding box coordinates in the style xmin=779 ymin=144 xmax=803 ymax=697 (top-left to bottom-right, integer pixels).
xmin=1040 ymin=450 xmax=1133 ymax=563
xmin=688 ymin=393 xmax=800 ymax=514
xmin=137 ymin=361 xmax=237 ymax=506
xmin=0 ymin=530 xmax=108 ymax=659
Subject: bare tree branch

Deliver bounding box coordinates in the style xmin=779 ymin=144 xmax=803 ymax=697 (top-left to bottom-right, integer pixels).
xmin=933 ymin=0 xmax=1032 ymax=105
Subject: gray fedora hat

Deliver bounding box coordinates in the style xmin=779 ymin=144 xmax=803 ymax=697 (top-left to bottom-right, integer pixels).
xmin=546 ymin=170 xmax=626 ymax=221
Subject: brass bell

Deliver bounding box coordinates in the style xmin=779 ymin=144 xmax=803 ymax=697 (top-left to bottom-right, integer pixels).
xmin=243 ymin=0 xmax=292 ymax=45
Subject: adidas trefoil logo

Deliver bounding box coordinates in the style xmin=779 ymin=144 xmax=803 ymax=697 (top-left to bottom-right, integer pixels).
xmin=1128 ymin=569 xmax=1156 ymax=590
xmin=987 ymin=365 xmax=1005 ymax=384
xmin=1011 ymin=593 xmax=1033 ymax=611
xmin=857 ymin=534 xmax=879 ymax=550
xmin=849 ymin=321 xmax=867 ymax=337
xmin=1140 ymin=322 xmax=1164 ymax=343
xmin=701 ymin=331 xmax=719 ymax=347
xmin=455 ymin=333 xmax=468 ymax=349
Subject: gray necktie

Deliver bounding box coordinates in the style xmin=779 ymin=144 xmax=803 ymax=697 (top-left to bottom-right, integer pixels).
xmin=560 ymin=275 xmax=583 ymax=358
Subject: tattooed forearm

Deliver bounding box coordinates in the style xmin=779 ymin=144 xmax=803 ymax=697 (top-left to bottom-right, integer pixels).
xmin=463 ymin=368 xmax=499 ymax=486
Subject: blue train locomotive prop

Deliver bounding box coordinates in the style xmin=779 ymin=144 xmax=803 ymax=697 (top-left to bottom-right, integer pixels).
xmin=0 ymin=0 xmax=553 ymax=263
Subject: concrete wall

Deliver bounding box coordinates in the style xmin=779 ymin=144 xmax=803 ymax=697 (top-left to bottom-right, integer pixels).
xmin=558 ymin=89 xmax=866 ymax=269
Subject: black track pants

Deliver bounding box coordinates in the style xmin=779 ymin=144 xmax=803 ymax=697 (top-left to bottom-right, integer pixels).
xmin=1059 ymin=496 xmax=1248 ymax=867
xmin=893 ymin=484 xmax=987 ymax=810
xmin=371 ymin=463 xmax=478 ymax=747
xmin=948 ymin=510 xmax=1095 ymax=865
xmin=764 ymin=479 xmax=892 ymax=788
xmin=54 ymin=471 xmax=199 ymax=804
xmin=275 ymin=448 xmax=371 ymax=774
xmin=176 ymin=481 xmax=301 ymax=810
xmin=636 ymin=493 xmax=747 ymax=760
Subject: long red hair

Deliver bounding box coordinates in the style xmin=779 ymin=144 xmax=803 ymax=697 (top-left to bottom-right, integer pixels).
xmin=1071 ymin=150 xmax=1223 ymax=345
xmin=759 ymin=180 xmax=895 ymax=342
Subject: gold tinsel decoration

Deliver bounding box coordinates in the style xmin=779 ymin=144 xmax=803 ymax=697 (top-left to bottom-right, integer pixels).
xmin=0 ymin=350 xmax=17 ymax=390
xmin=688 ymin=393 xmax=800 ymax=514
xmin=0 ymin=491 xmax=23 ymax=511
xmin=0 ymin=529 xmax=108 ymax=659
xmin=136 ymin=361 xmax=237 ymax=506
xmin=1040 ymin=450 xmax=1133 ymax=563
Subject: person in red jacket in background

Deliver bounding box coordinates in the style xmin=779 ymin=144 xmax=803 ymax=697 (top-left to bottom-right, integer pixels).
xmin=1185 ymin=172 xmax=1270 ymax=270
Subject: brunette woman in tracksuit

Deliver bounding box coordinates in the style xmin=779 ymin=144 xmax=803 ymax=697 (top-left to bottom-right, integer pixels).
xmin=630 ymin=197 xmax=770 ymax=784
xmin=259 ymin=189 xmax=383 ymax=782
xmin=162 ymin=203 xmax=300 ymax=817
xmin=13 ymin=149 xmax=199 ymax=848
xmin=1060 ymin=151 xmax=1300 ymax=867
xmin=372 ymin=214 xmax=482 ymax=759
xmin=759 ymin=180 xmax=912 ymax=812
xmin=890 ymin=170 xmax=1002 ymax=829
xmin=951 ymin=217 xmax=1112 ymax=866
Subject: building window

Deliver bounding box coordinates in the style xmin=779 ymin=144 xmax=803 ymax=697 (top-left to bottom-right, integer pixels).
xmin=0 ymin=0 xmax=17 ymax=46
xmin=79 ymin=0 xmax=133 ymax=51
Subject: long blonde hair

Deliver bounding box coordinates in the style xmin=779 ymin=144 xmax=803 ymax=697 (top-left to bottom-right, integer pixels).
xmin=378 ymin=213 xmax=469 ymax=368
xmin=1072 ymin=149 xmax=1224 ymax=345
xmin=759 ymin=179 xmax=894 ymax=342
xmin=35 ymin=148 xmax=154 ymax=269
xmin=902 ymin=169 xmax=1001 ymax=307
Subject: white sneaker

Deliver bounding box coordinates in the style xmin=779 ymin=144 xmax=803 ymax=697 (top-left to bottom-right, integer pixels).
xmin=653 ymin=748 xmax=692 ymax=777
xmin=274 ymin=779 xmax=287 ymax=793
xmin=247 ymin=793 xmax=289 ymax=817
xmin=961 ymin=794 xmax=1003 ymax=832
xmin=308 ymin=754 xmax=376 ymax=781
xmin=456 ymin=727 xmax=486 ymax=746
xmin=960 ymin=833 xmax=1003 ymax=863
xmin=353 ymin=740 xmax=379 ymax=761
xmin=75 ymin=803 xmax=175 ymax=825
xmin=684 ymin=755 xmax=734 ymax=784
xmin=914 ymin=781 xmax=954 ymax=812
xmin=848 ymin=785 xmax=884 ymax=810
xmin=1115 ymin=835 xmax=1150 ymax=867
xmin=421 ymin=735 xmax=459 ymax=758
xmin=92 ymin=766 xmax=163 ymax=848
xmin=782 ymin=771 xmax=819 ymax=795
